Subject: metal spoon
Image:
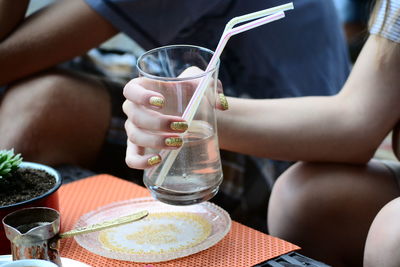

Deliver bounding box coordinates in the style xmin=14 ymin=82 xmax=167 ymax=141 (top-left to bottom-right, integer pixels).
xmin=59 ymin=210 xmax=149 ymax=238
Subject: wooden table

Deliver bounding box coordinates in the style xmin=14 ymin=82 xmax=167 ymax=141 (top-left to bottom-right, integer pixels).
xmin=59 ymin=174 xmax=299 ymax=266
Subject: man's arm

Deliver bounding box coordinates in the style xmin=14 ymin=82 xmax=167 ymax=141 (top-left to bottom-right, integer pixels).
xmin=0 ymin=0 xmax=118 ymax=85
xmin=121 ymin=36 xmax=400 ymax=169
xmin=0 ymin=0 xmax=29 ymax=41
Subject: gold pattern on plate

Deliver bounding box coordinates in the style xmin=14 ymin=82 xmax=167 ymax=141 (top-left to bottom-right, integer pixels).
xmin=98 ymin=212 xmax=212 ymax=255
xmin=127 ymin=223 xmax=179 ymax=245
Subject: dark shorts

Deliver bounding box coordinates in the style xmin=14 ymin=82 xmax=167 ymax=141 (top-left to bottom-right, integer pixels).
xmin=381 ymin=160 xmax=400 ymax=188
xmin=100 ymin=79 xmax=128 ymax=146
xmin=88 ymin=77 xmax=145 ymax=184
xmin=0 ymin=86 xmax=7 ymax=98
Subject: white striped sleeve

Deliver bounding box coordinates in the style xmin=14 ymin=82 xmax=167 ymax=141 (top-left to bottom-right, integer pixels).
xmin=370 ymin=0 xmax=400 ymax=43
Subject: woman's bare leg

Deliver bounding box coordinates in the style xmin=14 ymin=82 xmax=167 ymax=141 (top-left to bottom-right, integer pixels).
xmin=268 ymin=160 xmax=400 ymax=267
xmin=364 ymin=196 xmax=400 ymax=267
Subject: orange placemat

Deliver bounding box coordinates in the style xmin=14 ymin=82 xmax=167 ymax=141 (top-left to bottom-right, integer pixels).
xmin=59 ymin=174 xmax=299 ymax=266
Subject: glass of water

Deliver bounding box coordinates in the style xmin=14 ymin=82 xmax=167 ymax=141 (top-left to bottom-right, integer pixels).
xmin=137 ymin=45 xmax=223 ymax=205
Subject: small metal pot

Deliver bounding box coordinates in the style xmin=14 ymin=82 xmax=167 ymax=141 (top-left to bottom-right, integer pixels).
xmin=2 ymin=206 xmax=148 ymax=267
xmin=2 ymin=207 xmax=62 ymax=266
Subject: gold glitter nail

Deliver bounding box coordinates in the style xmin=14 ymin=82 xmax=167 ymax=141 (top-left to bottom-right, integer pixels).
xmin=170 ymin=122 xmax=188 ymax=132
xmin=165 ymin=137 xmax=183 ymax=147
xmin=147 ymin=155 xmax=161 ymax=166
xmin=149 ymin=96 xmax=164 ymax=107
xmin=219 ymin=93 xmax=229 ymax=110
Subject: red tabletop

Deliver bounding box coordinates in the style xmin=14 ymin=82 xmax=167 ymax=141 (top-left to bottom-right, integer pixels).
xmin=59 ymin=174 xmax=299 ymax=266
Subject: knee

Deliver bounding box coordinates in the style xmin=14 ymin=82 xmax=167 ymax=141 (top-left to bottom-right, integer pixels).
xmin=0 ymin=73 xmax=68 ymax=153
xmin=4 ymin=68 xmax=110 ymax=118
xmin=364 ymin=197 xmax=400 ymax=267
xmin=2 ymin=72 xmax=77 ymax=118
xmin=268 ymin=162 xmax=349 ymax=238
xmin=1 ymin=71 xmax=110 ymax=160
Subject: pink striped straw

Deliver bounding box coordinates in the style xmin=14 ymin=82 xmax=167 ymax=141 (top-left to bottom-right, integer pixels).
xmin=152 ymin=11 xmax=288 ymax=186
xmin=183 ymin=11 xmax=286 ymax=122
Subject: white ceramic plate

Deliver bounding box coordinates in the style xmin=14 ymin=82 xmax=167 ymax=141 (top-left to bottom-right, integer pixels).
xmin=0 ymin=255 xmax=90 ymax=266
xmin=74 ymin=197 xmax=231 ymax=263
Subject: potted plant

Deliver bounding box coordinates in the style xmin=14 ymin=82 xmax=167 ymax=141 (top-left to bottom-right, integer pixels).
xmin=0 ymin=149 xmax=62 ymax=254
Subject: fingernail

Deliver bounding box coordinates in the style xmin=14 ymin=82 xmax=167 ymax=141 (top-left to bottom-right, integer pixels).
xmin=165 ymin=137 xmax=183 ymax=147
xmin=170 ymin=122 xmax=188 ymax=132
xmin=147 ymin=155 xmax=161 ymax=166
xmin=149 ymin=96 xmax=164 ymax=108
xmin=219 ymin=93 xmax=229 ymax=110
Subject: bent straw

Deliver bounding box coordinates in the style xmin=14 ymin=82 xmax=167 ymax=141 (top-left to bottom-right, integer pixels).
xmin=223 ymin=2 xmax=294 ymax=35
xmin=153 ymin=5 xmax=293 ymax=186
xmin=183 ymin=12 xmax=286 ymax=123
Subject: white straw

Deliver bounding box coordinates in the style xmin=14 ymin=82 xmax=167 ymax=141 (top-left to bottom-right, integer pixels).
xmin=183 ymin=11 xmax=286 ymax=122
xmin=152 ymin=5 xmax=292 ymax=186
xmin=223 ymin=2 xmax=294 ymax=35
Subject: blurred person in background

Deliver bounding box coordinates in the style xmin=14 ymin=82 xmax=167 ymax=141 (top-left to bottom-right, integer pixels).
xmin=0 ymin=0 xmax=349 ymax=230
xmin=123 ymin=0 xmax=400 ymax=266
xmin=332 ymin=0 xmax=375 ymax=61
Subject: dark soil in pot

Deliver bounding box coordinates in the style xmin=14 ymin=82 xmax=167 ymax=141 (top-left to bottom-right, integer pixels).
xmin=0 ymin=168 xmax=56 ymax=206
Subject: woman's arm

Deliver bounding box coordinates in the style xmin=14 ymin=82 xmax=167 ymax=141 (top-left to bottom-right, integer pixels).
xmin=0 ymin=0 xmax=29 ymax=41
xmin=122 ymin=35 xmax=400 ymax=169
xmin=218 ymin=35 xmax=400 ymax=163
xmin=0 ymin=0 xmax=118 ymax=85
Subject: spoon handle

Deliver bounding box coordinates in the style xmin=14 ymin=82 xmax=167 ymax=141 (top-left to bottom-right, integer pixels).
xmin=59 ymin=210 xmax=149 ymax=238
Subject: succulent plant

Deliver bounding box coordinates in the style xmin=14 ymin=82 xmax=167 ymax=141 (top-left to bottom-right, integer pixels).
xmin=0 ymin=149 xmax=22 ymax=179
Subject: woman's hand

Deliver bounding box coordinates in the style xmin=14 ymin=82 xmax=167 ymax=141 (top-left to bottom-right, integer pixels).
xmin=123 ymin=67 xmax=227 ymax=170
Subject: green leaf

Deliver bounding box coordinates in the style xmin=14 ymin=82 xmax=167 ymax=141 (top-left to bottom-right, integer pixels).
xmin=0 ymin=149 xmax=23 ymax=179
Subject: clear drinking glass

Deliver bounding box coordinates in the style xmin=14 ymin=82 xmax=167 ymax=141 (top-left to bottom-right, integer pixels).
xmin=137 ymin=45 xmax=223 ymax=205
